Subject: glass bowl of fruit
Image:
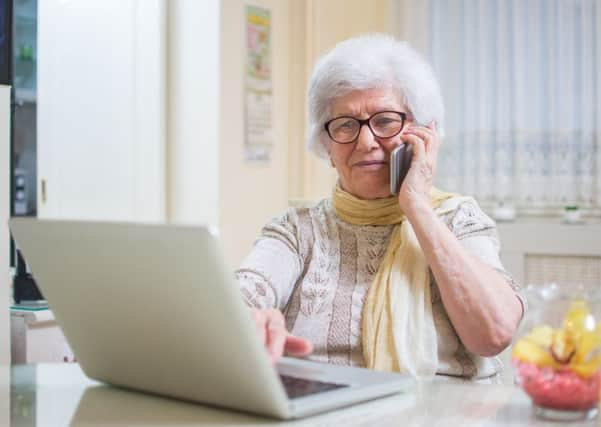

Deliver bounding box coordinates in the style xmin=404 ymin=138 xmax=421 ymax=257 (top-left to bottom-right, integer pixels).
xmin=512 ymin=283 xmax=601 ymax=421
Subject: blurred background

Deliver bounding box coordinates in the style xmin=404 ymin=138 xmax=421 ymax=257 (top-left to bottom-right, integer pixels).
xmin=1 ymin=1 xmax=600 ymax=366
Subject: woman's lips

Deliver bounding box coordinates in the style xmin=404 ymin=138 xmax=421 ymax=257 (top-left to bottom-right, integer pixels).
xmin=353 ymin=160 xmax=388 ymax=169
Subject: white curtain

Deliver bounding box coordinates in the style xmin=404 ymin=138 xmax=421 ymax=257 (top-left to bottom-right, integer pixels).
xmin=405 ymin=0 xmax=601 ymax=210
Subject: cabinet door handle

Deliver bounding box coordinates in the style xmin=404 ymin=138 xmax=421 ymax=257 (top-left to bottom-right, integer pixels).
xmin=41 ymin=179 xmax=47 ymax=203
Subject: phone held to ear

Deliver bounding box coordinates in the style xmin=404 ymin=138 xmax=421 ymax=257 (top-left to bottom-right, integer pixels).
xmin=389 ymin=144 xmax=413 ymax=195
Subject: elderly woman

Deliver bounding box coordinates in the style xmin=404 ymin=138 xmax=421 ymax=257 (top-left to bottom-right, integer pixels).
xmin=236 ymin=34 xmax=524 ymax=381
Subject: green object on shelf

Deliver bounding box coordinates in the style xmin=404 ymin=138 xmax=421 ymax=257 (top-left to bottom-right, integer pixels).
xmin=17 ymin=44 xmax=34 ymax=61
xmin=10 ymin=303 xmax=49 ymax=311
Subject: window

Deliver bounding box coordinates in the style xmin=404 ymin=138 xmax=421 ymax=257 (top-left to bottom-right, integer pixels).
xmin=421 ymin=0 xmax=600 ymax=212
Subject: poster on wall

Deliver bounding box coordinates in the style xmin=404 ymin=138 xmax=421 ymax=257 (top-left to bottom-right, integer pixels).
xmin=244 ymin=5 xmax=272 ymax=163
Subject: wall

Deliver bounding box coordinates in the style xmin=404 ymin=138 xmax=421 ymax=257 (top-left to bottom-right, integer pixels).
xmin=293 ymin=0 xmax=392 ymax=201
xmin=216 ymin=0 xmax=394 ymax=265
xmin=164 ymin=1 xmax=295 ymax=268
xmin=286 ymin=0 xmax=308 ymax=201
xmin=219 ymin=0 xmax=293 ymax=267
xmin=166 ymin=0 xmax=220 ymax=227
xmin=0 ymin=85 xmax=10 ymax=364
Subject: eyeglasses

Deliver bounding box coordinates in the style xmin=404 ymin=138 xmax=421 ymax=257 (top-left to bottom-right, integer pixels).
xmin=324 ymin=111 xmax=407 ymax=144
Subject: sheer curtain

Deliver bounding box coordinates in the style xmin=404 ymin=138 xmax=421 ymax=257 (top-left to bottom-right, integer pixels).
xmin=400 ymin=0 xmax=601 ymax=211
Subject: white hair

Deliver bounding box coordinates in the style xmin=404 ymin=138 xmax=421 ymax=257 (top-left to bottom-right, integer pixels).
xmin=307 ymin=34 xmax=445 ymax=160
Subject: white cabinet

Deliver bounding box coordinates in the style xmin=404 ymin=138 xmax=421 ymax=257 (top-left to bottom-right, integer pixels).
xmin=37 ymin=0 xmax=166 ymax=222
xmin=497 ymin=219 xmax=601 ymax=286
xmin=10 ymin=309 xmax=74 ymax=364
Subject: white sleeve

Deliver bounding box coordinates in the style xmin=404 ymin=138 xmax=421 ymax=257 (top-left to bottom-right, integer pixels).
xmin=236 ymin=210 xmax=303 ymax=311
xmin=460 ymin=235 xmax=503 ymax=270
xmin=447 ymin=199 xmax=503 ymax=267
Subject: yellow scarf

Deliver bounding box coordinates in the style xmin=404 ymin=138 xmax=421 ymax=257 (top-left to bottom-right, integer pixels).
xmin=332 ymin=184 xmax=458 ymax=377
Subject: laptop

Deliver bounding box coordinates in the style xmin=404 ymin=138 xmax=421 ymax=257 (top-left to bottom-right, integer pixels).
xmin=9 ymin=218 xmax=413 ymax=419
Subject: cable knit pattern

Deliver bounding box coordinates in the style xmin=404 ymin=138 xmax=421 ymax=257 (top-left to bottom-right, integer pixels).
xmin=236 ymin=197 xmax=522 ymax=380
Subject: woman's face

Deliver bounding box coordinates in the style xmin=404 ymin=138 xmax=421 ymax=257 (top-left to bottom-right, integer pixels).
xmin=327 ymin=88 xmax=413 ymax=200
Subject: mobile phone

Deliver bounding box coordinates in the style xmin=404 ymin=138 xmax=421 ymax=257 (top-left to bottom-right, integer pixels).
xmin=389 ymin=144 xmax=413 ymax=195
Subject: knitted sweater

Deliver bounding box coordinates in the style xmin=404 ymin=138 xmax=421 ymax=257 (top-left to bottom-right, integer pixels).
xmin=236 ymin=197 xmax=522 ymax=380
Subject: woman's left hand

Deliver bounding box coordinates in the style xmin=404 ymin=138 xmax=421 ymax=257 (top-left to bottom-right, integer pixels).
xmin=397 ymin=122 xmax=440 ymax=212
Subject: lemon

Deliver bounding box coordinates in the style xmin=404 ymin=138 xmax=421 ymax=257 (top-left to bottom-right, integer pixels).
xmin=512 ymin=339 xmax=557 ymax=368
xmin=526 ymin=324 xmax=554 ymax=347
xmin=573 ymin=326 xmax=601 ymax=364
xmin=563 ymin=300 xmax=594 ymax=333
xmin=551 ymin=329 xmax=578 ymax=363
xmin=570 ymin=355 xmax=601 ymax=378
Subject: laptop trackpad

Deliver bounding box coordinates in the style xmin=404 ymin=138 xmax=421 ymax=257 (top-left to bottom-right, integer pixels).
xmin=276 ymin=358 xmax=351 ymax=399
xmin=278 ymin=374 xmax=349 ymax=399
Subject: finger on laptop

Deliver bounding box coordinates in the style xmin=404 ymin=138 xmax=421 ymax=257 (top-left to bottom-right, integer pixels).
xmin=250 ymin=308 xmax=267 ymax=345
xmin=265 ymin=309 xmax=287 ymax=363
xmin=284 ymin=334 xmax=313 ymax=357
xmin=266 ymin=326 xmax=287 ymax=363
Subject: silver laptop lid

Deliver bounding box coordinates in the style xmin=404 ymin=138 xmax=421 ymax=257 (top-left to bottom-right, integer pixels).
xmin=9 ymin=218 xmax=291 ymax=417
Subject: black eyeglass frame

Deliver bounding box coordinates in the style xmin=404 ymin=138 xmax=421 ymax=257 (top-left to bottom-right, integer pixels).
xmin=323 ymin=111 xmax=408 ymax=144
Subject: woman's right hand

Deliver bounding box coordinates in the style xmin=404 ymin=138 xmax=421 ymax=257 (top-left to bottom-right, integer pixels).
xmin=250 ymin=308 xmax=313 ymax=363
xmin=397 ymin=122 xmax=440 ymax=213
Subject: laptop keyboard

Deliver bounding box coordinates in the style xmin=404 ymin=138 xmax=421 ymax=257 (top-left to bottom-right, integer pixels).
xmin=279 ymin=374 xmax=349 ymax=399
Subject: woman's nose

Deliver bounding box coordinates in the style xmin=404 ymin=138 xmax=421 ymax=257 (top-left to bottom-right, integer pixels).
xmin=355 ymin=124 xmax=379 ymax=151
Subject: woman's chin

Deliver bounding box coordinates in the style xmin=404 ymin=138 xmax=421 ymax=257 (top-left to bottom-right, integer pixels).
xmin=347 ymin=174 xmax=389 ymax=198
xmin=349 ymin=184 xmax=391 ymax=200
